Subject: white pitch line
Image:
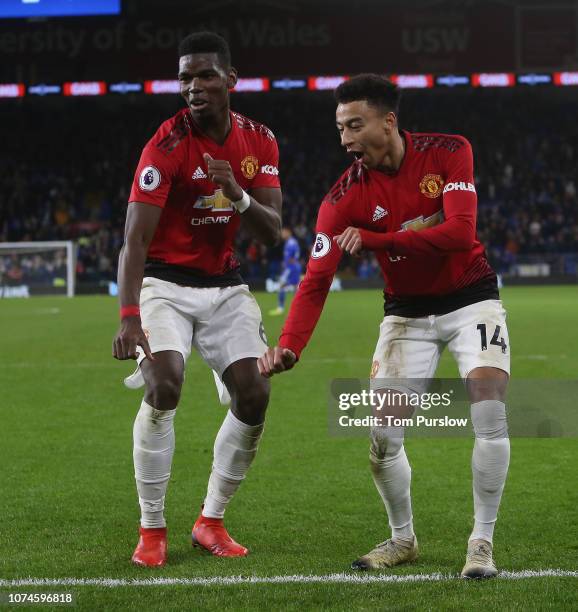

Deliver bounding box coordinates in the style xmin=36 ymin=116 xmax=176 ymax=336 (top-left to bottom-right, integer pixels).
xmin=1 ymin=570 xmax=576 ymax=588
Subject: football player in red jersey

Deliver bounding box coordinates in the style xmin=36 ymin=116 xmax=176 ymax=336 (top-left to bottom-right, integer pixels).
xmin=258 ymin=75 xmax=510 ymax=578
xmin=112 ymin=32 xmax=282 ymax=566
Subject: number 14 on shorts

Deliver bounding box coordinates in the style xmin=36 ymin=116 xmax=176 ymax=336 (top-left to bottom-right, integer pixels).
xmin=476 ymin=323 xmax=508 ymax=353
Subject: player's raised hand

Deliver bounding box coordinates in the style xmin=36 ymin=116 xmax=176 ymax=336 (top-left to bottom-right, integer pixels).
xmin=203 ymin=153 xmax=243 ymax=201
xmin=257 ymin=346 xmax=297 ymax=378
xmin=334 ymin=226 xmax=363 ymax=256
xmin=112 ymin=317 xmax=154 ymax=362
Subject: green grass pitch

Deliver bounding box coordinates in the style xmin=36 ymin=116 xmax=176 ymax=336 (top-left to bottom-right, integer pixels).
xmin=0 ymin=286 xmax=577 ymax=610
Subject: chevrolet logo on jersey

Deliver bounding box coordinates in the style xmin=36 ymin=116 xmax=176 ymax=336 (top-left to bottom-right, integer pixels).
xmin=191 ymin=216 xmax=232 ymax=225
xmin=193 ymin=189 xmax=234 ymax=212
xmin=401 ymin=210 xmax=445 ymax=232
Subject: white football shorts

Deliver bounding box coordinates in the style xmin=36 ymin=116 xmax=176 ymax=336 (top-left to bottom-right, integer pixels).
xmin=370 ymin=299 xmax=510 ymax=392
xmin=124 ymin=277 xmax=267 ymax=390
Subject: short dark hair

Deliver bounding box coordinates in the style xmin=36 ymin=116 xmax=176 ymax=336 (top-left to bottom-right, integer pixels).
xmin=178 ymin=31 xmax=231 ymax=68
xmin=334 ymin=74 xmax=400 ymax=115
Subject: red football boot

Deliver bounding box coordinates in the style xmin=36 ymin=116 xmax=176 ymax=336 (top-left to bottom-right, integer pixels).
xmin=192 ymin=514 xmax=248 ymax=557
xmin=131 ymin=526 xmax=167 ymax=567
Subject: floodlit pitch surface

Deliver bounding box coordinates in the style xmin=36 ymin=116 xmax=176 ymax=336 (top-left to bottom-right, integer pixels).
xmin=1 ymin=287 xmax=576 ymax=610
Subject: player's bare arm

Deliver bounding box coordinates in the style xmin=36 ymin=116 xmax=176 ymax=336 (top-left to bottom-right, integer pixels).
xmin=112 ymin=202 xmax=159 ymax=361
xmin=257 ymin=346 xmax=296 ymax=378
xmin=203 ymin=153 xmax=282 ymax=245
xmin=244 ymin=186 xmax=282 ymax=245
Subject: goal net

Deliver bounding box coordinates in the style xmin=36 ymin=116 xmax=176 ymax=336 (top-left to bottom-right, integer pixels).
xmin=0 ymin=241 xmax=76 ymax=298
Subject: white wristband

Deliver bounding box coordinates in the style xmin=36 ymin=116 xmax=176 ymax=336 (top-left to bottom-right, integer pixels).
xmin=232 ymin=189 xmax=251 ymax=214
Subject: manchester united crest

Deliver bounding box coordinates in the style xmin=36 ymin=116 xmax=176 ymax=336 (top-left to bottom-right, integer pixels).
xmin=419 ymin=174 xmax=444 ymax=198
xmin=241 ymin=155 xmax=259 ymax=179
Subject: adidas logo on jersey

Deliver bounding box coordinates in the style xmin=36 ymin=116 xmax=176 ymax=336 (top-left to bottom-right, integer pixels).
xmin=372 ymin=205 xmax=388 ymax=222
xmin=192 ymin=166 xmax=208 ymax=180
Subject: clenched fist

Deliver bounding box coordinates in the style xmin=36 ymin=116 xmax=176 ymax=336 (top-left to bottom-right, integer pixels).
xmin=203 ymin=153 xmax=243 ymax=202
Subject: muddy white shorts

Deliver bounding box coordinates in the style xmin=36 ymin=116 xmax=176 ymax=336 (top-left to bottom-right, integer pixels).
xmin=125 ymin=277 xmax=268 ymax=390
xmin=370 ymin=299 xmax=510 ymax=392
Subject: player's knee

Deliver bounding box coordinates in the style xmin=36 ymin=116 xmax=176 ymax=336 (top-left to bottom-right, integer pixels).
xmin=471 ymin=400 xmax=508 ymax=440
xmin=369 ymin=426 xmax=404 ymax=462
xmin=466 ymin=368 xmax=508 ymax=403
xmin=231 ymin=377 xmax=270 ymax=423
xmin=145 ymin=375 xmax=183 ymax=411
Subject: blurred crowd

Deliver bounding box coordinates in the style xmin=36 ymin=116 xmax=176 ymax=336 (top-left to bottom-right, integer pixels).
xmin=1 ymin=87 xmax=576 ymax=287
xmin=0 ymin=250 xmax=67 ymax=286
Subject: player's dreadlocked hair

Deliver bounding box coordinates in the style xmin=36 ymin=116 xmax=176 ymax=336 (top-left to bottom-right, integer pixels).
xmin=334 ymin=74 xmax=401 ymax=116
xmin=178 ymin=31 xmax=231 ymax=68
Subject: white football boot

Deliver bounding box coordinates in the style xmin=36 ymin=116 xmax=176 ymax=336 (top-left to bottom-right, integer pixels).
xmin=461 ymin=539 xmax=498 ymax=579
xmin=351 ymin=536 xmax=418 ymax=570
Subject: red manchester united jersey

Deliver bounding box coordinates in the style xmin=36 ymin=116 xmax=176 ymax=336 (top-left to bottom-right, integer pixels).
xmin=280 ymin=131 xmax=496 ymax=358
xmin=129 ymin=108 xmax=280 ymax=279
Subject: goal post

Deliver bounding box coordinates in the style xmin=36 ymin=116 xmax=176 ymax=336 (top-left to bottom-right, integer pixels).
xmin=0 ymin=241 xmax=77 ymax=298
